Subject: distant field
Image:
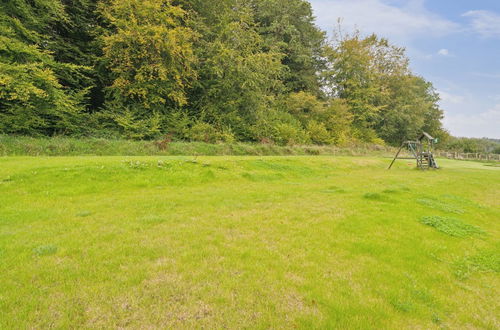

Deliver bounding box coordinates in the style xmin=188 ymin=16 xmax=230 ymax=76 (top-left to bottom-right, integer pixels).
xmin=0 ymin=156 xmax=498 ymax=328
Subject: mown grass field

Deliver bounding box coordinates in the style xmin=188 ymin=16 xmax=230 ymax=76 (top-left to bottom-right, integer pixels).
xmin=0 ymin=156 xmax=498 ymax=328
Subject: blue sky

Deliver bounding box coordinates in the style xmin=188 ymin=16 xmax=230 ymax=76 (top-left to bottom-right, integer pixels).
xmin=309 ymin=0 xmax=500 ymax=138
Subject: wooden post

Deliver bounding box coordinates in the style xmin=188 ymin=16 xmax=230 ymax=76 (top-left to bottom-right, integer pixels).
xmin=388 ymin=143 xmax=405 ymax=169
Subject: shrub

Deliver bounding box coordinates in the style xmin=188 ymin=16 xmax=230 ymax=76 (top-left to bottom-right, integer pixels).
xmin=273 ymin=123 xmax=309 ymax=146
xmin=307 ymin=120 xmax=332 ymax=145
xmin=166 ymin=110 xmax=191 ymax=140
xmin=187 ymin=121 xmax=218 ymax=143
xmin=353 ymin=127 xmax=385 ymax=145
xmin=217 ymin=126 xmax=236 ymax=143
xmin=284 ymin=92 xmax=325 ymax=124
xmin=111 ymin=108 xmax=162 ymax=140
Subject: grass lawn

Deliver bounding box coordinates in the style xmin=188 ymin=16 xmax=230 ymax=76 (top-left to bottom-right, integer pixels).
xmin=0 ymin=156 xmax=498 ymax=328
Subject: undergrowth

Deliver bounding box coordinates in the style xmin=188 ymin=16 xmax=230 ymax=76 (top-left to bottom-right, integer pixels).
xmin=0 ymin=135 xmax=394 ymax=156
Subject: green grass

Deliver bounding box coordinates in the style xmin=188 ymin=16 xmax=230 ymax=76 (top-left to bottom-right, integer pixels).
xmin=0 ymin=156 xmax=498 ymax=328
xmin=419 ymin=216 xmax=484 ymax=237
xmin=0 ymin=135 xmax=395 ymax=157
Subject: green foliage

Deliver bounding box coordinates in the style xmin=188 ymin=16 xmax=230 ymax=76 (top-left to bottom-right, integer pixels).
xmin=0 ymin=0 xmax=451 ymax=144
xmin=323 ymin=29 xmax=445 ymax=144
xmin=165 ymin=109 xmax=191 ymax=140
xmin=251 ymin=0 xmax=326 ymax=94
xmin=273 ymin=122 xmax=309 ymax=146
xmin=307 ymin=120 xmax=332 ymax=145
xmin=324 ymin=32 xmax=394 ymax=130
xmin=0 ymin=135 xmax=397 ymax=156
xmin=322 ymin=99 xmax=353 ymax=144
xmin=101 ymin=0 xmax=197 ymax=110
xmin=187 ymin=0 xmax=285 ymax=138
xmin=282 ymin=92 xmax=353 ymax=145
xmin=285 ymin=91 xmax=325 ymax=124
xmin=441 ymin=136 xmax=500 ymax=154
xmin=250 ymin=107 xmax=307 ymax=145
xmin=111 ymin=108 xmax=161 ymax=140
xmin=0 ymin=62 xmax=83 ymax=135
xmin=0 ymin=0 xmax=87 ymax=135
xmin=187 ymin=121 xmax=218 ymax=143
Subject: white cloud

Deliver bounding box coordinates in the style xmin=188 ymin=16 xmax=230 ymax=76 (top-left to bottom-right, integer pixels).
xmin=438 ymin=90 xmax=500 ymax=138
xmin=437 ymin=48 xmax=449 ymax=56
xmin=310 ymin=0 xmax=459 ymax=42
xmin=443 ymin=104 xmax=500 ymax=138
xmin=438 ymin=90 xmax=464 ymax=104
xmin=463 ymin=10 xmax=500 ymax=38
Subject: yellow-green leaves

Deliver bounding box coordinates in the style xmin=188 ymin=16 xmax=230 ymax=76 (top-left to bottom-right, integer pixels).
xmin=102 ymin=0 xmax=197 ymax=110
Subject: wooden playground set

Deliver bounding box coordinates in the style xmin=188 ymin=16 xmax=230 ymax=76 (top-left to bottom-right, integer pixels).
xmin=389 ymin=132 xmax=439 ymax=170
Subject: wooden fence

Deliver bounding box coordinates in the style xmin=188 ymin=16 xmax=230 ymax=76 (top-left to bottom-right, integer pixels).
xmin=436 ymin=151 xmax=500 ymax=162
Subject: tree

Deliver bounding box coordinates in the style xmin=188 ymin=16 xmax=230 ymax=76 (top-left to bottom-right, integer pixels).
xmin=251 ymin=0 xmax=326 ymax=95
xmin=48 ymin=0 xmax=103 ymax=110
xmin=185 ymin=0 xmax=285 ymax=140
xmin=323 ymin=29 xmax=444 ymax=144
xmin=100 ymin=0 xmax=198 ymax=138
xmin=375 ymin=74 xmax=444 ymax=145
xmin=0 ymin=0 xmax=450 ymax=144
xmin=283 ymin=92 xmax=352 ymax=144
xmin=0 ymin=0 xmax=85 ymax=135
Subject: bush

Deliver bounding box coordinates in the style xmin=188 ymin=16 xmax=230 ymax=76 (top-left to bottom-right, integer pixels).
xmin=187 ymin=121 xmax=218 ymax=143
xmin=111 ymin=108 xmax=162 ymax=140
xmin=353 ymin=127 xmax=385 ymax=145
xmin=166 ymin=110 xmax=191 ymax=140
xmin=284 ymin=92 xmax=325 ymax=124
xmin=273 ymin=122 xmax=309 ymax=146
xmin=307 ymin=120 xmax=332 ymax=145
xmin=217 ymin=126 xmax=236 ymax=143
xmin=323 ymin=99 xmax=353 ymax=144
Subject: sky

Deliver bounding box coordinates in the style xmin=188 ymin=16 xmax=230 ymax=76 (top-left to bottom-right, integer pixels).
xmin=309 ymin=0 xmax=500 ymax=139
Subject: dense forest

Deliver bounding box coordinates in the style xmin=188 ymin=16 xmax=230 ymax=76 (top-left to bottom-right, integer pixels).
xmin=0 ymin=0 xmax=451 ymax=146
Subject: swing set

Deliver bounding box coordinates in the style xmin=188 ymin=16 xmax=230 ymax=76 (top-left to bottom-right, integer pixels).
xmin=388 ymin=132 xmax=439 ymax=170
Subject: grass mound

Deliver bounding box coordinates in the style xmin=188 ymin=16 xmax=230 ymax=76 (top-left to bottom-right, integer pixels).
xmin=419 ymin=216 xmax=484 ymax=237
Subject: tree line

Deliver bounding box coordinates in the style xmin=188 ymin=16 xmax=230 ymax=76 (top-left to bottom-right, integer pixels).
xmin=0 ymin=0 xmax=448 ymax=145
xmin=441 ymin=137 xmax=500 ymax=154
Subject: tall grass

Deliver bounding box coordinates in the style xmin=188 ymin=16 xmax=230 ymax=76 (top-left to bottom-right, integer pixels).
xmin=0 ymin=135 xmax=396 ymax=157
